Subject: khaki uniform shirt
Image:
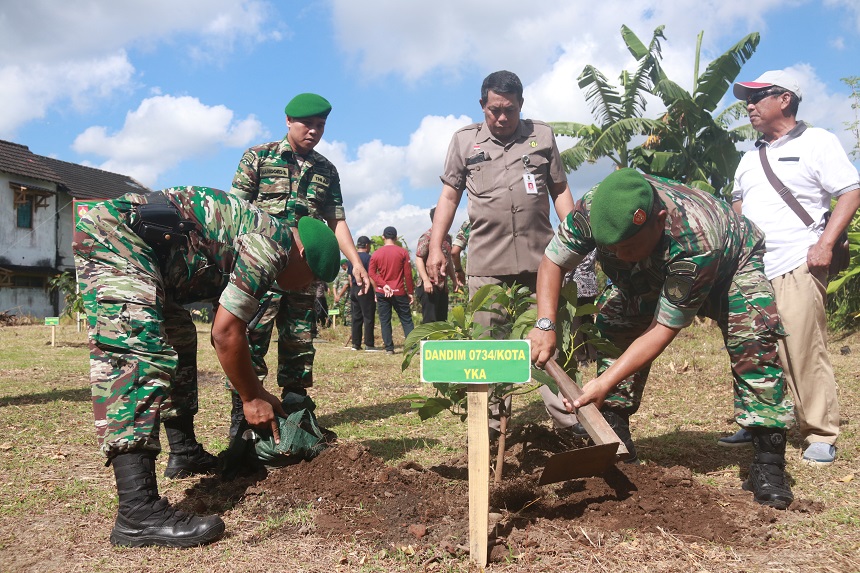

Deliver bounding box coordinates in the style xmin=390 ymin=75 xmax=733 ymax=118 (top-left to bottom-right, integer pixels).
xmin=440 ymin=119 xmax=567 ymax=276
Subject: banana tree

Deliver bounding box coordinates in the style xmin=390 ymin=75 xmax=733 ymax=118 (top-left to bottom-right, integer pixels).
xmin=632 ymin=31 xmax=761 ymax=197
xmin=551 ymin=25 xmax=667 ymax=171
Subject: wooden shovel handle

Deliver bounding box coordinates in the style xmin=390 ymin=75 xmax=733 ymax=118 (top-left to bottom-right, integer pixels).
xmin=545 ymin=358 xmax=629 ymax=456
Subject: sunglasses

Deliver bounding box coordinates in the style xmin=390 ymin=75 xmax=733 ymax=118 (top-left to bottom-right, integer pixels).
xmin=746 ymin=88 xmax=787 ymax=105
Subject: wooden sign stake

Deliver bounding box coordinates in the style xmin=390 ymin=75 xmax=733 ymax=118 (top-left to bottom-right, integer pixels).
xmin=466 ymin=384 xmax=489 ymax=569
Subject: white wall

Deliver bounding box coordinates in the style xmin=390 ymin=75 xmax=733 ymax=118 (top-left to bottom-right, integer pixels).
xmin=0 ymin=173 xmax=59 ymax=268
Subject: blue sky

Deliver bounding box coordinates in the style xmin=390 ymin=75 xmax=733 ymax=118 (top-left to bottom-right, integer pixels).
xmin=1 ymin=0 xmax=858 ymax=252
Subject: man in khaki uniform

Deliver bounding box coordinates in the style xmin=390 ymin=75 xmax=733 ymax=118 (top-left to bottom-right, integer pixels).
xmin=425 ymin=70 xmax=576 ymax=432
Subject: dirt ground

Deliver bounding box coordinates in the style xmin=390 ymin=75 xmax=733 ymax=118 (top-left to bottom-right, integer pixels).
xmin=194 ymin=423 xmax=822 ymax=567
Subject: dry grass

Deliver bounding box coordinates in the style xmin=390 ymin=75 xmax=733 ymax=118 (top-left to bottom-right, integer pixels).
xmin=0 ymin=319 xmax=858 ymax=572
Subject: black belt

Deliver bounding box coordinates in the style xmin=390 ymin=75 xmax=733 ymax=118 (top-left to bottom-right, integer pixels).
xmin=130 ymin=193 xmax=195 ymax=256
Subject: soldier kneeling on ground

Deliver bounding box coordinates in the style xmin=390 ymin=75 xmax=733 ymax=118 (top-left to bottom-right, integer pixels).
xmin=74 ymin=186 xmax=340 ymax=547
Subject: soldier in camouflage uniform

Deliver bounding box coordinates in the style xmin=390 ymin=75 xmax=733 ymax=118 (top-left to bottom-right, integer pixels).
xmin=529 ymin=169 xmax=795 ymax=509
xmin=73 ymin=186 xmax=340 ymax=547
xmin=331 ymin=259 xmax=352 ymax=328
xmin=228 ymin=93 xmax=369 ymax=437
xmin=450 ymin=219 xmax=471 ymax=289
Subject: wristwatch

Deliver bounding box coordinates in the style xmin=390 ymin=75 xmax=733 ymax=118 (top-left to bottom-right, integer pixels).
xmin=535 ymin=317 xmax=556 ymax=331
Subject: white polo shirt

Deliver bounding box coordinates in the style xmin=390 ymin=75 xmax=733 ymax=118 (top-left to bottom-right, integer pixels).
xmin=732 ymin=122 xmax=860 ymax=280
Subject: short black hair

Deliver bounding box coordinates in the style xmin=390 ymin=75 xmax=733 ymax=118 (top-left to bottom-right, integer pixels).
xmin=785 ymin=91 xmax=800 ymax=116
xmin=481 ymin=70 xmax=523 ymax=103
xmin=429 ymin=207 xmax=436 ymax=222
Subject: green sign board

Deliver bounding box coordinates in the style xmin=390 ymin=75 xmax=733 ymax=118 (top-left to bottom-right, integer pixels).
xmin=329 ymin=308 xmax=340 ymax=316
xmin=420 ymin=340 xmax=531 ymax=384
xmin=44 ymin=317 xmax=60 ymax=326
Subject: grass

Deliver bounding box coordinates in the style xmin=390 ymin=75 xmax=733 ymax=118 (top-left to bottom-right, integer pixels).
xmin=0 ymin=320 xmax=858 ymax=572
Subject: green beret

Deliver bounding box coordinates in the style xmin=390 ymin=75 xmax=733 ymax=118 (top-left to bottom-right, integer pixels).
xmin=340 ymin=258 xmax=348 ymax=266
xmin=284 ymin=93 xmax=332 ymax=118
xmin=297 ymin=217 xmax=340 ymax=282
xmin=590 ymin=168 xmax=654 ymax=245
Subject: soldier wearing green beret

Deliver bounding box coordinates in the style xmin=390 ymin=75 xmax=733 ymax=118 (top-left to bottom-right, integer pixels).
xmin=228 ymin=93 xmax=369 ymax=438
xmin=73 ymin=186 xmax=340 ymax=547
xmin=528 ymin=168 xmax=795 ymax=510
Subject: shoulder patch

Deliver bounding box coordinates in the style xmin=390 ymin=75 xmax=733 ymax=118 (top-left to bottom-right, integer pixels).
xmin=572 ymin=211 xmax=592 ymax=239
xmin=664 ymin=274 xmax=694 ymax=304
xmin=311 ymin=174 xmax=330 ymax=186
xmin=667 ymin=260 xmax=698 ymax=275
xmin=239 ymin=150 xmax=257 ymax=166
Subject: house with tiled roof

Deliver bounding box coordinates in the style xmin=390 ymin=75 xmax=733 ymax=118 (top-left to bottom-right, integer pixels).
xmin=0 ymin=140 xmax=149 ymax=317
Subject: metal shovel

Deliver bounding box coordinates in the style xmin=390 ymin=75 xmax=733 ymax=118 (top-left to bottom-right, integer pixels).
xmin=537 ymin=358 xmax=627 ymax=485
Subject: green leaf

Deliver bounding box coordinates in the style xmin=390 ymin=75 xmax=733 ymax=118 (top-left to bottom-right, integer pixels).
xmin=417 ymin=397 xmax=454 ymax=421
xmin=530 ymin=368 xmax=559 ymax=394
xmin=574 ymin=303 xmax=598 ymax=317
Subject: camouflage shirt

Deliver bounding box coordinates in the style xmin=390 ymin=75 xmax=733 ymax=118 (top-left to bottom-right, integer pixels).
xmin=452 ymin=219 xmax=471 ymax=250
xmin=415 ymin=228 xmax=452 ymax=288
xmin=230 ymin=137 xmax=345 ymax=226
xmin=546 ymin=176 xmax=765 ymax=329
xmin=122 ymin=186 xmax=293 ymax=323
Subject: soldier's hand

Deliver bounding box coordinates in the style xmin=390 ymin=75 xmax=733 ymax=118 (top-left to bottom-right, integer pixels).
xmin=527 ymin=328 xmax=556 ymax=369
xmin=352 ymin=266 xmax=370 ymax=295
xmin=572 ymin=377 xmax=612 ymax=411
xmin=243 ymin=391 xmax=288 ymax=444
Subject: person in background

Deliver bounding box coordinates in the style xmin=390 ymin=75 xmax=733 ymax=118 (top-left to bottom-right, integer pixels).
xmin=369 ymin=226 xmax=415 ymax=354
xmin=228 ymin=92 xmax=369 ymax=438
xmin=348 ymin=236 xmax=380 ymax=351
xmin=727 ymin=70 xmax=860 ymax=465
xmin=424 ymin=70 xmax=576 ymax=435
xmin=415 ymin=207 xmax=458 ymax=323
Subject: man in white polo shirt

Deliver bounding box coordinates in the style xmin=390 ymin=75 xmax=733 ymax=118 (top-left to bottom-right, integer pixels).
xmin=729 ymin=70 xmax=860 ymax=465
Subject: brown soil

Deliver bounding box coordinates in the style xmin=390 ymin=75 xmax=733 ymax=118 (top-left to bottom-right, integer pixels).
xmin=195 ymin=424 xmax=822 ymax=564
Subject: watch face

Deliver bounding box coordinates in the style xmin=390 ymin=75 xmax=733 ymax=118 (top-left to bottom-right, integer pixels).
xmin=537 ymin=318 xmax=553 ymax=330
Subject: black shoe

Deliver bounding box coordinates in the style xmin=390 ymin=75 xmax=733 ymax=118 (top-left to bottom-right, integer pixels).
xmin=163 ymin=414 xmax=219 ymax=478
xmin=110 ymin=496 xmax=225 ymax=548
xmin=164 ymin=443 xmax=218 ymax=479
xmin=744 ymin=429 xmax=793 ymax=509
xmin=570 ymin=410 xmax=639 ymax=464
xmin=111 ymin=451 xmax=225 ymax=547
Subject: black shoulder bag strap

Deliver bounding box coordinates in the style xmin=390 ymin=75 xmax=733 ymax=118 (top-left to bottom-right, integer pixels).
xmin=758 ymin=145 xmax=814 ymax=227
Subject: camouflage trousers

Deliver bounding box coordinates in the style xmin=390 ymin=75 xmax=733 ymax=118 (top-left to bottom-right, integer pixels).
xmin=73 ymin=205 xmax=199 ymax=458
xmin=595 ymin=260 xmax=794 ymax=429
xmin=246 ymin=288 xmax=316 ymax=392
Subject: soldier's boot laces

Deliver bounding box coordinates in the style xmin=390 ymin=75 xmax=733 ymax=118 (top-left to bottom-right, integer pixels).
xmin=228 ymin=392 xmax=246 ymax=440
xmin=110 ymin=451 xmax=225 ymax=548
xmin=164 ymin=415 xmax=218 ymax=479
xmin=570 ymin=410 xmax=639 ymax=464
xmin=744 ymin=428 xmax=794 ymax=510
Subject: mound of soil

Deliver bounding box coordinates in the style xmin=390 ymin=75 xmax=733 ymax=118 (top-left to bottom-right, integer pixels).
xmin=219 ymin=424 xmax=817 ymax=562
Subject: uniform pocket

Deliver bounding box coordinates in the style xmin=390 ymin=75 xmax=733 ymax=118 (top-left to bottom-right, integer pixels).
xmin=93 ymin=277 xmax=162 ymax=352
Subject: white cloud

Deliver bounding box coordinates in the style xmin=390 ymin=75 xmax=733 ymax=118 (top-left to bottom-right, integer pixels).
xmin=315 ymin=114 xmax=473 ymax=251
xmin=0 ymin=0 xmax=282 ymax=137
xmin=0 ymin=54 xmax=135 ymax=137
xmin=72 ymin=95 xmax=265 ymax=187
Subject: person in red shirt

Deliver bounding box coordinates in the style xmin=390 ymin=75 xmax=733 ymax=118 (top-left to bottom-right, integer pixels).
xmin=368 ymin=226 xmax=415 ymax=354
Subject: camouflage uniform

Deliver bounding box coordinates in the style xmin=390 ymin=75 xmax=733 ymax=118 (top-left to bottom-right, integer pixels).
xmin=546 ymin=175 xmax=794 ymax=429
xmin=332 ymin=267 xmax=352 ymax=325
xmin=231 ymin=137 xmax=345 ymax=390
xmin=73 ymin=186 xmax=292 ymax=457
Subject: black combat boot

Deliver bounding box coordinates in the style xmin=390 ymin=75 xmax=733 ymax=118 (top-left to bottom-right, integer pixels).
xmin=228 ymin=392 xmax=246 ymax=440
xmin=568 ymin=409 xmax=639 ymax=464
xmin=744 ymin=428 xmax=794 ymax=509
xmin=163 ymin=414 xmax=218 ymax=479
xmin=110 ymin=450 xmax=225 ymax=547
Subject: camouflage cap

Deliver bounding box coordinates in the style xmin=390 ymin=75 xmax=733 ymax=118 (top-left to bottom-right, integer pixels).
xmin=297 ymin=217 xmax=340 ymax=282
xmin=284 ymin=93 xmax=332 ymax=118
xmin=590 ymin=168 xmax=654 ymax=245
